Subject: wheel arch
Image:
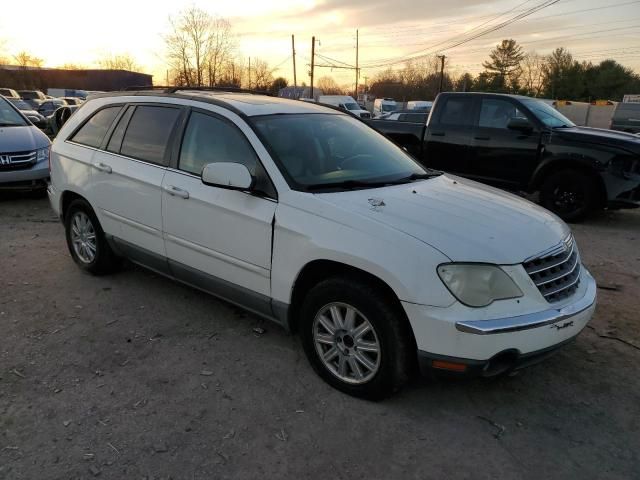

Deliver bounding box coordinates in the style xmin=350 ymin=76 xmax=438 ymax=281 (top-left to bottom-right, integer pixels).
xmin=60 ymin=190 xmax=90 ymax=220
xmin=286 ymin=259 xmax=417 ymax=349
xmin=529 ymin=159 xmax=608 ymax=208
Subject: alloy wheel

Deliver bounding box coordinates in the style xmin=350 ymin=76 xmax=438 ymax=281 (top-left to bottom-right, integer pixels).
xmin=70 ymin=211 xmax=97 ymax=264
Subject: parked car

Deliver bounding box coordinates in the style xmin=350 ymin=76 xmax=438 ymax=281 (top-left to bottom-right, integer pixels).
xmin=0 ymin=96 xmax=51 ymax=191
xmin=406 ymin=100 xmax=433 ymax=112
xmin=318 ymin=95 xmax=371 ymax=119
xmin=18 ymin=90 xmax=47 ymax=109
xmin=48 ymin=89 xmax=596 ymax=399
xmin=38 ymin=99 xmax=68 ymax=117
xmin=0 ymin=88 xmax=21 ymax=99
xmin=49 ymin=105 xmax=80 ymax=137
xmin=379 ymin=110 xmax=428 ymax=123
xmin=373 ymin=98 xmax=398 ymax=117
xmin=369 ymin=92 xmax=640 ymax=221
xmin=59 ymin=97 xmax=84 ymax=106
xmin=6 ymin=98 xmax=47 ymax=129
xmin=610 ymin=102 xmax=640 ymax=134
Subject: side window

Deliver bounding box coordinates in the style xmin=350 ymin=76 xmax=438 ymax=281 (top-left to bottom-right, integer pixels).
xmin=179 ymin=111 xmax=258 ymax=176
xmin=120 ymin=106 xmax=180 ymax=165
xmin=438 ymin=97 xmax=473 ymax=126
xmin=479 ymin=99 xmax=525 ymax=129
xmin=70 ymin=106 xmax=122 ymax=148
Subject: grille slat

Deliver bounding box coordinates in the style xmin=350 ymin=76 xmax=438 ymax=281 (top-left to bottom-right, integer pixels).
xmin=0 ymin=150 xmax=37 ymax=171
xmin=524 ymin=235 xmax=581 ymax=303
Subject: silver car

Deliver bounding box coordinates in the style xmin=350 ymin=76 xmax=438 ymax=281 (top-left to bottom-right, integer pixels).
xmin=0 ymin=96 xmax=51 ymax=191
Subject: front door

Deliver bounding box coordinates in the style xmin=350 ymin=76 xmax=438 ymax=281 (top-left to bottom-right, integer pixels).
xmin=161 ymin=109 xmax=277 ymax=308
xmin=467 ymin=97 xmax=541 ymax=189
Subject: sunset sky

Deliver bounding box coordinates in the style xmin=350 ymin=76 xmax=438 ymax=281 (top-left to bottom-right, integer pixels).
xmin=0 ymin=0 xmax=638 ymax=86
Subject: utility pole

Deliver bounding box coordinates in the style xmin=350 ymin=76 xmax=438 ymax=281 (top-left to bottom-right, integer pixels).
xmin=291 ymin=35 xmax=297 ymax=98
xmin=310 ymin=36 xmax=316 ymax=100
xmin=248 ymin=57 xmax=251 ymax=89
xmin=437 ymin=55 xmax=446 ymax=93
xmin=354 ymin=29 xmax=359 ymax=98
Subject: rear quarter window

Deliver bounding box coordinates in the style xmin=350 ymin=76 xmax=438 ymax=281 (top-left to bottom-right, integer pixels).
xmin=119 ymin=105 xmax=181 ymax=165
xmin=69 ymin=106 xmax=122 ymax=148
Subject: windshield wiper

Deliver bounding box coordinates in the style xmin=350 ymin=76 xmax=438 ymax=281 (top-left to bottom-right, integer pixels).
xmin=305 ymin=179 xmax=391 ymax=191
xmin=0 ymin=122 xmax=22 ymax=127
xmin=398 ymin=171 xmax=443 ymax=182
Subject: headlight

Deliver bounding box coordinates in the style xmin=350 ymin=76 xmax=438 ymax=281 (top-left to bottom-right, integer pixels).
xmin=36 ymin=147 xmax=50 ymax=163
xmin=437 ymin=263 xmax=523 ymax=307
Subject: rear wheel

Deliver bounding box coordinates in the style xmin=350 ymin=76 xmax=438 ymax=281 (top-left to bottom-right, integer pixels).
xmin=64 ymin=199 xmax=120 ymax=275
xmin=539 ymin=169 xmax=599 ymax=222
xmin=300 ymin=277 xmax=412 ymax=400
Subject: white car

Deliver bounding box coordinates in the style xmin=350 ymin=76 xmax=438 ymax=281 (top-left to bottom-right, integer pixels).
xmin=48 ymin=90 xmax=596 ymax=399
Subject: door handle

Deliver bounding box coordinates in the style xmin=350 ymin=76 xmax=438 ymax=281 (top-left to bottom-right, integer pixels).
xmin=164 ymin=185 xmax=190 ymax=199
xmin=431 ymin=131 xmax=445 ymax=137
xmin=474 ymin=136 xmax=490 ymax=140
xmin=94 ymin=162 xmax=112 ymax=173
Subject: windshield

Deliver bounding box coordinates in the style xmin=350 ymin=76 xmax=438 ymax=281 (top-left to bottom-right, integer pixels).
xmin=252 ymin=113 xmax=428 ymax=191
xmin=344 ymin=102 xmax=360 ymax=111
xmin=19 ymin=91 xmax=38 ymax=100
xmin=0 ymin=97 xmax=28 ymax=126
xmin=8 ymin=99 xmax=32 ymax=110
xmin=521 ymin=99 xmax=575 ymax=128
xmin=382 ymin=103 xmax=396 ymax=112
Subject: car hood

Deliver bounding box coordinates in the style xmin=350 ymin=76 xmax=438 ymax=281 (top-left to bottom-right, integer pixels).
xmin=0 ymin=125 xmax=50 ymax=153
xmin=317 ymin=174 xmax=569 ymax=264
xmin=552 ymin=126 xmax=640 ymax=154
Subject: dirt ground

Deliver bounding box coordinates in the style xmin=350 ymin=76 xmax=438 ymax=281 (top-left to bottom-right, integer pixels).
xmin=1 ymin=193 xmax=639 ymax=480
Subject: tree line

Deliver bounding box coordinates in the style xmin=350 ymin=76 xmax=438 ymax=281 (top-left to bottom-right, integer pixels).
xmin=368 ymin=39 xmax=640 ymax=102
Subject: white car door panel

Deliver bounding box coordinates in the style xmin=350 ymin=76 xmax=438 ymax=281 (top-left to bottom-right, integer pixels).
xmin=161 ymin=109 xmax=277 ymax=298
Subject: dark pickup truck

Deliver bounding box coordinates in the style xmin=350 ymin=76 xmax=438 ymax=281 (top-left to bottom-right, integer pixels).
xmin=369 ymin=92 xmax=640 ymax=220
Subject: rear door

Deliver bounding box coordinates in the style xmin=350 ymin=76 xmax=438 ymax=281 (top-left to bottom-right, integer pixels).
xmin=161 ymin=108 xmax=277 ymax=304
xmin=90 ymin=103 xmax=183 ymax=270
xmin=467 ymin=97 xmax=541 ymax=189
xmin=423 ymin=95 xmax=475 ymax=174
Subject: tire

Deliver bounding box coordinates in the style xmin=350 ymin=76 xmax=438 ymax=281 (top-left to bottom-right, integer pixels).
xmin=64 ymin=198 xmax=120 ymax=275
xmin=539 ymin=169 xmax=599 ymax=222
xmin=300 ymin=276 xmax=412 ymax=400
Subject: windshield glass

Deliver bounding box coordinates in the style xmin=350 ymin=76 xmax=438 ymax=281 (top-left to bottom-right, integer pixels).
xmin=252 ymin=113 xmax=427 ymax=191
xmin=8 ymin=99 xmax=32 ymax=110
xmin=0 ymin=97 xmax=28 ymax=126
xmin=382 ymin=103 xmax=396 ymax=112
xmin=522 ymin=99 xmax=575 ymax=128
xmin=344 ymin=102 xmax=360 ymax=111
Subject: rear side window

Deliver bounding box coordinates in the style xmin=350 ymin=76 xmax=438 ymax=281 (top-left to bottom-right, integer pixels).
xmin=438 ymin=97 xmax=473 ymax=126
xmin=120 ymin=106 xmax=180 ymax=165
xmin=70 ymin=106 xmax=121 ymax=148
xmin=179 ymin=111 xmax=258 ymax=176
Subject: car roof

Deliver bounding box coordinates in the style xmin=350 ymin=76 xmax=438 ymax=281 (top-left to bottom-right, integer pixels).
xmin=90 ymin=89 xmax=343 ymax=117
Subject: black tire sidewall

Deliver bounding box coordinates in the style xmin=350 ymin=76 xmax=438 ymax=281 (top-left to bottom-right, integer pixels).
xmin=300 ymin=277 xmax=409 ymax=400
xmin=540 ymin=170 xmax=597 ymax=222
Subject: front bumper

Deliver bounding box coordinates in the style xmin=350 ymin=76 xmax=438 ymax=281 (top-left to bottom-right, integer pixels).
xmin=403 ymin=268 xmax=596 ymax=375
xmin=0 ymin=160 xmax=49 ymax=189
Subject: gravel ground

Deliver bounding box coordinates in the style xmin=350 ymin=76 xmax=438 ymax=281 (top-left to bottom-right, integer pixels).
xmin=1 ymin=194 xmax=639 ymax=480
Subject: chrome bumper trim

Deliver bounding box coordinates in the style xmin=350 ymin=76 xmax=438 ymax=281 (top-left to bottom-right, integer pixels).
xmin=455 ymin=270 xmax=596 ymax=335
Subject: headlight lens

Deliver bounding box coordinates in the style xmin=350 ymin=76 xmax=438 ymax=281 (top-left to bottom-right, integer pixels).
xmin=36 ymin=146 xmax=50 ymax=163
xmin=437 ymin=263 xmax=523 ymax=307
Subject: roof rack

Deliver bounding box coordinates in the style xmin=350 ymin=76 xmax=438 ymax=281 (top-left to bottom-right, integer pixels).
xmin=121 ymin=85 xmax=272 ymax=96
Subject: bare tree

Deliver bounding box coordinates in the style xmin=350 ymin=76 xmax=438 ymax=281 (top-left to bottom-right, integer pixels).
xmin=206 ymin=17 xmax=235 ymax=86
xmin=14 ymin=51 xmax=44 ymax=68
xmin=98 ymin=53 xmax=140 ymax=71
xmin=520 ymin=52 xmax=544 ymax=97
xmin=250 ymin=58 xmax=273 ymax=91
xmin=317 ymin=76 xmax=342 ymax=95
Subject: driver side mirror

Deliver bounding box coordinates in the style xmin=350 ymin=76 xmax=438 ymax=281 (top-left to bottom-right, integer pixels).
xmin=507 ymin=117 xmax=534 ymax=132
xmin=201 ymin=162 xmax=254 ymax=191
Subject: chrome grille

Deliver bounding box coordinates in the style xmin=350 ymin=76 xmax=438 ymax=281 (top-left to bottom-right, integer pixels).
xmin=524 ymin=235 xmax=581 ymax=303
xmin=0 ymin=150 xmax=37 ymax=171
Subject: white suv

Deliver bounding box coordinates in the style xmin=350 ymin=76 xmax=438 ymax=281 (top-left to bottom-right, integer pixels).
xmin=48 ymin=89 xmax=596 ymax=399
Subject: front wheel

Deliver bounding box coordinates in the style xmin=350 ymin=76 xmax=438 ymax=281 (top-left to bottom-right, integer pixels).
xmin=539 ymin=170 xmax=599 ymax=222
xmin=300 ymin=277 xmax=412 ymax=400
